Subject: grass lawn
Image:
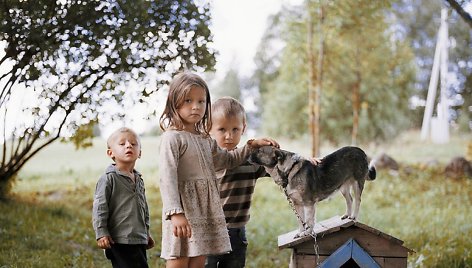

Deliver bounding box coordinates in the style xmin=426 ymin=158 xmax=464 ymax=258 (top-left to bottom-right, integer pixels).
xmin=0 ymin=130 xmax=471 ymax=267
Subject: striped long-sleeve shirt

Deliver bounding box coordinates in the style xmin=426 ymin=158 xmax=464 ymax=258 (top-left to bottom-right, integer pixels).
xmin=217 ymin=161 xmax=268 ymax=228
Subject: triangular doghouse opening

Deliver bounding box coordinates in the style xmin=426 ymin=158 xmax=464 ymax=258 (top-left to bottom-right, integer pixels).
xmin=340 ymin=259 xmax=360 ymax=268
xmin=320 ymin=238 xmax=380 ymax=268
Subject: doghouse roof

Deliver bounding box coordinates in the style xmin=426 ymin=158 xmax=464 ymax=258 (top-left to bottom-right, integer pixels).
xmin=278 ymin=215 xmax=413 ymax=253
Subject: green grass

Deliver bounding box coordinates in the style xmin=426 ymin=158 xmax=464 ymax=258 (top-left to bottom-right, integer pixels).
xmin=1 ymin=130 xmax=471 ymax=267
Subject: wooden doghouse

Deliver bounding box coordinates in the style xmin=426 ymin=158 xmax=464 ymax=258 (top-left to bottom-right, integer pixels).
xmin=278 ymin=216 xmax=413 ymax=268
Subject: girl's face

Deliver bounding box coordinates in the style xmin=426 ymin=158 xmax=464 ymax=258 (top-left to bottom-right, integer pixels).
xmin=177 ymin=86 xmax=207 ymax=133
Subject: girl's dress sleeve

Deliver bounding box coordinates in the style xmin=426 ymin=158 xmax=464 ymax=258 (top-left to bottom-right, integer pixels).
xmin=211 ymin=138 xmax=254 ymax=171
xmin=159 ymin=132 xmax=185 ymax=219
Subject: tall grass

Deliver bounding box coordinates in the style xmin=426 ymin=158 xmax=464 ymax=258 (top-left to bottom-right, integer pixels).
xmin=1 ymin=130 xmax=471 ymax=267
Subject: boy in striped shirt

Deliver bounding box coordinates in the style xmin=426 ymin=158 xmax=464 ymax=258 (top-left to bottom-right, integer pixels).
xmin=206 ymin=97 xmax=277 ymax=268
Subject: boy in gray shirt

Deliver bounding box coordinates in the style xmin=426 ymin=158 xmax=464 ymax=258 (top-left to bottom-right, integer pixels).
xmin=92 ymin=127 xmax=154 ymax=268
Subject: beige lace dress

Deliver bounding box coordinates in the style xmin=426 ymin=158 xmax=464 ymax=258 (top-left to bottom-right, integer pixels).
xmin=158 ymin=130 xmax=252 ymax=259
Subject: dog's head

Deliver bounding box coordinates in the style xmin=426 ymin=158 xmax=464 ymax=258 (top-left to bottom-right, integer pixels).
xmin=249 ymin=145 xmax=283 ymax=167
xmin=249 ymin=146 xmax=300 ymax=187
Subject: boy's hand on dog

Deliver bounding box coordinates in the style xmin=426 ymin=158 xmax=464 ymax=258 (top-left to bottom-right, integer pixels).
xmin=309 ymin=157 xmax=322 ymax=165
xmin=170 ymin=213 xmax=192 ymax=238
xmin=97 ymin=235 xmax=114 ymax=249
xmin=249 ymin=137 xmax=280 ymax=149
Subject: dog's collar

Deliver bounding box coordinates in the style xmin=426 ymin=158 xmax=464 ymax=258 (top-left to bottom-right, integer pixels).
xmin=277 ymin=153 xmax=301 ymax=188
xmin=283 ymin=154 xmax=302 ymax=174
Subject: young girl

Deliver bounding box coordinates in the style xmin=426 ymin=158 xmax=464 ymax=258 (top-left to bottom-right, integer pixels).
xmin=158 ymin=72 xmax=277 ymax=268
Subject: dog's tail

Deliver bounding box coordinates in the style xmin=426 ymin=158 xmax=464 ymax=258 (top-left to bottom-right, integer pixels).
xmin=367 ymin=160 xmax=376 ymax=180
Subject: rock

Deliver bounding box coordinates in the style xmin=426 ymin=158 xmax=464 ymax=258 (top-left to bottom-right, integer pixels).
xmin=372 ymin=153 xmax=399 ymax=171
xmin=445 ymin=156 xmax=472 ymax=179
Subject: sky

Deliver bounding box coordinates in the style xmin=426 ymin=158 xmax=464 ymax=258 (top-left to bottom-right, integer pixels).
xmin=210 ymin=0 xmax=301 ymax=78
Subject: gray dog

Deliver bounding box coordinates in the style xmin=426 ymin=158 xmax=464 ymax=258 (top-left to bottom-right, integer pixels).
xmin=249 ymin=146 xmax=376 ymax=237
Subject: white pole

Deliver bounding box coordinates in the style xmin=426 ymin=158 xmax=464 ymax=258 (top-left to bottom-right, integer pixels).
xmin=420 ymin=21 xmax=442 ymax=140
xmin=439 ymin=8 xmax=450 ymax=142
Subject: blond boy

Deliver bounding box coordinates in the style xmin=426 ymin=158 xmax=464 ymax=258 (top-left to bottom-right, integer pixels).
xmin=206 ymin=97 xmax=270 ymax=268
xmin=92 ymin=127 xmax=154 ymax=268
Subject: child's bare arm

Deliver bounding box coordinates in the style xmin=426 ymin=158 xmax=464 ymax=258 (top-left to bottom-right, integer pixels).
xmin=170 ymin=213 xmax=192 ymax=238
xmin=249 ymin=137 xmax=280 ymax=148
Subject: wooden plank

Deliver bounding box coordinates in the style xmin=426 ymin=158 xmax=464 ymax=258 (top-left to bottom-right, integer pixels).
xmin=279 ymin=216 xmax=354 ymax=249
xmin=278 ymin=216 xmax=413 ymax=254
xmin=316 ymin=216 xmax=354 ymax=237
xmin=354 ymin=221 xmax=406 ymax=246
xmin=373 ymin=257 xmax=386 ymax=267
xmin=294 ymin=227 xmax=410 ymax=257
xmin=278 ymin=230 xmax=313 ymax=249
xmin=291 ymin=254 xmax=327 ymax=268
xmin=353 ymin=221 xmax=381 ymax=236
xmin=289 ymin=255 xmax=323 ymax=268
xmin=314 ymin=221 xmax=333 ymax=234
xmin=383 ymin=257 xmax=408 ymax=268
xmin=320 ymin=238 xmax=353 ymax=268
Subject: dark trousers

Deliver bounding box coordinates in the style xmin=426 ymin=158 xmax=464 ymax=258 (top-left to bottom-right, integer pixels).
xmin=206 ymin=227 xmax=248 ymax=268
xmin=105 ymin=243 xmax=149 ymax=268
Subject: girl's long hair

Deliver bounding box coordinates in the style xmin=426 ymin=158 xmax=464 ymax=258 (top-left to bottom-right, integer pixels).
xmin=159 ymin=72 xmax=212 ymax=135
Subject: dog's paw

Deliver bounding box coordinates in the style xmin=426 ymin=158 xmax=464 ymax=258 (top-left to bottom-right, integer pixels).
xmin=295 ymin=228 xmax=314 ymax=238
xmin=341 ymin=215 xmax=357 ymax=221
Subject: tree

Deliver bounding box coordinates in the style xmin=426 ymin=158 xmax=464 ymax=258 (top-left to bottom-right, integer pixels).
xmin=254 ymin=7 xmax=309 ymax=140
xmin=444 ymin=0 xmax=472 ymax=28
xmin=211 ymin=68 xmax=242 ymax=101
xmin=252 ymin=12 xmax=284 ymax=120
xmin=393 ymin=0 xmax=472 ymax=130
xmin=0 ymin=0 xmax=216 ymax=197
xmin=256 ymin=1 xmax=416 ymax=144
xmin=307 ymin=0 xmax=324 ymax=156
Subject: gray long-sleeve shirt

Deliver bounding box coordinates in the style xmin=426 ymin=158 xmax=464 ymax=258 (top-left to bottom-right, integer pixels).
xmin=92 ymin=164 xmax=150 ymax=244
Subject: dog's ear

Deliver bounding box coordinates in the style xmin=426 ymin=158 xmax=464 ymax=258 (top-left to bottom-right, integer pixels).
xmin=275 ymin=150 xmax=294 ymax=187
xmin=275 ymin=149 xmax=284 ymax=161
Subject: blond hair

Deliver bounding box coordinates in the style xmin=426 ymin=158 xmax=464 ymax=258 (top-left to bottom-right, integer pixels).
xmin=159 ymin=72 xmax=212 ymax=135
xmin=211 ymin=97 xmax=246 ymax=125
xmin=106 ymin=127 xmax=140 ymax=149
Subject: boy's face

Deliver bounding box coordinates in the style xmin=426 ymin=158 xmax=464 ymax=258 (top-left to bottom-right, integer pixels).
xmin=210 ymin=114 xmax=246 ymax=150
xmin=107 ymin=132 xmax=141 ymax=164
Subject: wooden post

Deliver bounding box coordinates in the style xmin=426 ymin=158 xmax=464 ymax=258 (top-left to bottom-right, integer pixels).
xmin=307 ymin=0 xmax=324 ymax=157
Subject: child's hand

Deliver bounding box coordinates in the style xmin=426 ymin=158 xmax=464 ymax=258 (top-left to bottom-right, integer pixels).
xmin=309 ymin=157 xmax=322 ymax=165
xmin=170 ymin=213 xmax=192 ymax=238
xmin=146 ymin=235 xmax=155 ymax=249
xmin=249 ymin=137 xmax=279 ymax=149
xmin=97 ymin=236 xmax=114 ymax=249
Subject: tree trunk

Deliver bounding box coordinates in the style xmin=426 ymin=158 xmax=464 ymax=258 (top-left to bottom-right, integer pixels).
xmin=351 ymin=67 xmax=361 ymax=146
xmin=351 ymin=77 xmax=361 ymax=145
xmin=307 ymin=0 xmax=324 ymax=157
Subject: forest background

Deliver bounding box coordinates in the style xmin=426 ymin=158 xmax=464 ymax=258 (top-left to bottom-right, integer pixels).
xmin=0 ymin=0 xmax=471 ymax=267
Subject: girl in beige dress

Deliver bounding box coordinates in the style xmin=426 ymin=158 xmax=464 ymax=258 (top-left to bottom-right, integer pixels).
xmin=158 ymin=72 xmax=277 ymax=268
